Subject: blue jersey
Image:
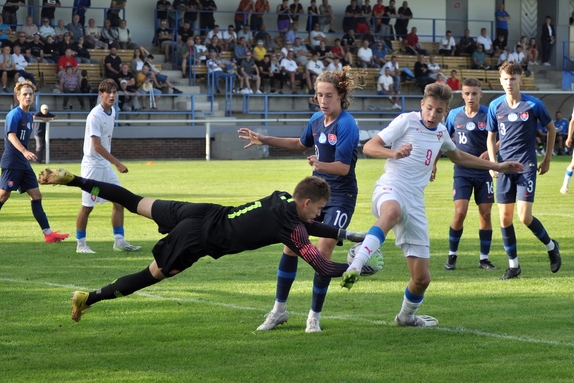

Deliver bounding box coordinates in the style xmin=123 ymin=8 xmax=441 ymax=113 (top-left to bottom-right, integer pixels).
xmin=1 ymin=107 xmax=34 ymax=170
xmin=446 ymin=105 xmax=490 ymax=177
xmin=554 ymin=118 xmax=569 ymax=135
xmin=495 ymin=10 xmax=509 ymax=29
xmin=300 ymin=110 xmax=359 ymax=197
xmin=487 ymin=93 xmax=551 ymax=173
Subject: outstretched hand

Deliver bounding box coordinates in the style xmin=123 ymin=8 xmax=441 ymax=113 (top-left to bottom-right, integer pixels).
xmin=498 ymin=161 xmax=524 ymax=174
xmin=238 ymin=128 xmax=263 ymax=148
xmin=393 ymin=143 xmax=412 ymax=159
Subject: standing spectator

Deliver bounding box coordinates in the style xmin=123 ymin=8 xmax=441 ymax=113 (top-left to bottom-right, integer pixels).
xmin=381 ymin=0 xmax=396 ymax=41
xmin=495 ymin=3 xmax=510 ymax=47
xmin=377 ymin=66 xmax=400 ymax=109
xmin=238 ymin=50 xmax=261 ymax=93
xmin=458 ymin=28 xmax=474 ymax=55
xmin=0 ymin=81 xmax=69 ymax=243
xmin=540 ymin=15 xmax=554 ymax=66
xmin=439 ymin=30 xmax=456 ymax=56
xmin=72 ymin=0 xmax=91 ymax=26
xmin=342 ymin=0 xmax=361 ymax=33
xmin=250 ymin=0 xmax=269 ymax=32
xmin=169 ymin=0 xmax=187 ymax=28
xmin=39 ymin=17 xmax=56 ymax=42
xmin=234 ymin=0 xmax=253 ymax=30
xmin=276 ymin=0 xmax=290 ymax=35
xmin=155 ymin=0 xmax=172 ymax=22
xmin=445 ymin=69 xmax=460 ymax=90
xmin=471 ymin=44 xmax=490 ymax=69
xmin=356 ymin=0 xmax=371 ymax=35
xmin=21 ymin=16 xmax=39 ymax=43
xmin=476 ymin=28 xmax=493 ymax=56
xmin=306 ymin=0 xmax=319 ymax=33
xmin=107 ymin=0 xmax=126 ymax=28
xmin=413 ymin=53 xmax=434 ymax=91
xmin=371 ymin=40 xmax=387 ymax=66
xmin=42 ymin=0 xmax=61 ymax=27
xmin=222 ymin=24 xmax=237 ymax=52
xmin=1 ymin=0 xmax=23 ymax=31
xmin=357 ymin=38 xmax=379 ymax=68
xmin=372 ymin=0 xmax=385 ymax=33
xmin=554 ymin=111 xmax=568 ymax=155
xmin=104 ymin=46 xmax=122 ymax=79
xmin=100 ymin=18 xmax=120 ymax=49
xmin=84 ymin=18 xmax=105 ymax=49
xmin=33 ymin=104 xmax=55 ymax=164
xmin=186 ymin=0 xmax=201 ymax=31
xmin=309 ymin=22 xmax=327 ymax=50
xmin=156 ymin=19 xmax=175 ymax=62
xmin=395 ymin=1 xmax=412 ymax=37
xmin=199 ymin=0 xmax=217 ymax=36
xmin=60 ymin=65 xmax=85 ymax=109
xmin=318 ymin=0 xmax=334 ymax=33
xmin=289 ymin=0 xmax=304 ymax=25
xmin=117 ymin=19 xmax=137 ymax=50
xmin=53 ymin=19 xmax=67 ymax=42
xmin=237 ymin=24 xmax=253 ymax=47
xmin=11 ymin=45 xmax=36 ymax=84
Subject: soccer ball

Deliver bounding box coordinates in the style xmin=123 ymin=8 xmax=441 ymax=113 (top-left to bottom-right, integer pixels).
xmin=347 ymin=242 xmax=384 ymax=276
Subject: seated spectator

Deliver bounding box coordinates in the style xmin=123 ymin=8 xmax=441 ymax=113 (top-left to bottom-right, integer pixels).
xmin=471 ymin=44 xmax=490 ymax=69
xmin=0 ymin=14 xmax=13 ymax=46
xmin=206 ymin=35 xmax=223 ymax=55
xmin=60 ymin=65 xmax=84 ymax=109
xmin=180 ymin=36 xmax=199 ymax=78
xmin=0 ymin=45 xmax=18 ymax=92
xmin=413 ymin=53 xmax=434 ymax=91
xmin=115 ymin=62 xmax=137 ymax=91
xmin=75 ymin=37 xmax=99 ymax=63
xmin=527 ymin=37 xmax=539 ymax=65
xmin=141 ymin=49 xmax=182 ymax=94
xmin=12 ymin=32 xmax=29 ymax=54
xmin=445 ymin=69 xmax=460 ymax=90
xmin=67 ymin=14 xmax=92 ymax=48
xmin=118 ymin=78 xmax=141 ymax=112
xmin=554 ymin=111 xmax=568 ymax=155
xmin=309 ymin=22 xmax=327 ymax=50
xmin=426 ymin=55 xmax=442 ymax=80
xmin=458 ymin=28 xmax=475 ymax=55
xmin=371 ymin=40 xmax=387 ymax=66
xmin=492 ymin=34 xmax=506 ymax=58
xmin=514 ymin=44 xmax=530 ymax=76
xmin=135 ymin=64 xmax=162 ymax=109
xmin=131 ymin=47 xmax=145 ymax=72
xmin=222 ymin=24 xmax=237 ymax=52
xmin=177 ymin=20 xmax=193 ymax=48
xmin=41 ymin=0 xmax=60 ymax=27
xmin=53 ymin=19 xmax=67 ymax=43
xmin=305 ymin=51 xmax=323 ymax=92
xmin=42 ymin=35 xmax=58 ymax=63
xmin=29 ymin=32 xmax=47 ymax=63
xmin=315 ymin=40 xmax=333 ymax=64
xmin=279 ymin=22 xmax=299 ymax=48
xmin=536 ymin=121 xmax=547 ymax=155
xmin=78 ymin=71 xmax=96 ymax=109
xmin=237 ymin=24 xmax=253 ymax=47
xmin=193 ymin=35 xmax=207 ymax=63
xmin=439 ymin=30 xmax=457 ymax=56
xmin=58 ymin=32 xmax=76 ymax=57
xmin=496 ymin=47 xmax=515 ymax=68
xmin=101 ymin=19 xmax=120 ymax=50
xmin=341 ymin=29 xmax=358 ymax=54
xmin=11 ymin=45 xmax=36 ymax=85
xmin=84 ymin=18 xmax=106 ymax=49
xmin=205 ymin=25 xmax=223 ymax=46
xmin=72 ymin=0 xmax=90 ymax=27
xmin=38 ymin=17 xmax=56 ymax=42
xmin=117 ymin=19 xmax=137 ymax=50
xmin=206 ymin=51 xmax=235 ymax=94
xmin=21 ymin=16 xmax=39 ymax=42
xmin=258 ymin=54 xmax=277 ymax=93
xmin=362 ymin=25 xmax=376 ymax=46
xmin=377 ymin=66 xmax=400 ymax=109
xmin=330 ymin=38 xmax=353 ymax=66
xmin=58 ymin=48 xmax=79 ymax=78
xmin=238 ymin=50 xmax=261 ymax=94
xmin=381 ymin=55 xmax=401 ymax=93
xmin=326 ymin=55 xmax=342 ymax=71
xmin=254 ymin=23 xmax=273 ymax=51
xmin=234 ymin=36 xmax=249 ymax=63
xmin=107 ymin=0 xmax=126 ymax=28
xmin=279 ymin=50 xmax=310 ymax=94
xmin=279 ymin=39 xmax=292 ymax=60
xmin=357 ymin=38 xmax=379 ymax=68
xmin=476 ymin=27 xmax=493 ymax=56
xmin=104 ymin=46 xmax=122 ymax=79
xmin=403 ymin=27 xmax=427 ymax=55
xmin=435 ymin=73 xmax=446 ymax=85
xmin=225 ymin=58 xmax=240 ymax=92
xmin=291 ymin=37 xmax=309 ymax=65
xmin=156 ymin=19 xmax=175 ymax=63
xmin=252 ymin=39 xmax=266 ymax=64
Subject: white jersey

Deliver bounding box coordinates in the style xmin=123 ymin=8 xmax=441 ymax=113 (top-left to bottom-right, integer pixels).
xmin=81 ymin=104 xmax=116 ymax=168
xmin=377 ymin=111 xmax=456 ymax=197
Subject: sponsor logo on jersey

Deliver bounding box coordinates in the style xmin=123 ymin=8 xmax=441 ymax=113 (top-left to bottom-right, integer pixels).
xmin=328 ymin=134 xmax=337 ymax=145
xmin=497 ymin=115 xmax=505 ymax=119
xmin=478 ymin=122 xmax=486 ymax=130
xmin=508 ymin=113 xmax=518 ymax=122
xmin=318 ymin=132 xmax=327 ymax=144
xmin=466 ymin=122 xmax=476 ymax=131
xmin=520 ymin=112 xmax=529 ymax=121
xmin=456 ymin=124 xmax=464 ymax=129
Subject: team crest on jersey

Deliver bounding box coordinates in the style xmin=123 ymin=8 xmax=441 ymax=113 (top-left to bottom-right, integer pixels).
xmin=26 ymin=122 xmax=31 ymax=130
xmin=90 ymin=194 xmax=97 ymax=202
xmin=520 ymin=112 xmax=529 ymax=121
xmin=328 ymin=134 xmax=337 ymax=145
xmin=318 ymin=132 xmax=327 ymax=144
xmin=508 ymin=113 xmax=518 ymax=122
xmin=437 ymin=131 xmax=443 ymax=140
xmin=8 ymin=180 xmax=13 ymax=188
xmin=478 ymin=122 xmax=486 ymax=130
xmin=466 ymin=122 xmax=476 ymax=131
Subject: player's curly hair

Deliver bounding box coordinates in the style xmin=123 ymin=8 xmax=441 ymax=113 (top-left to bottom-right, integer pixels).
xmin=423 ymin=83 xmax=453 ymax=107
xmin=499 ymin=61 xmax=522 ymax=76
xmin=14 ymin=80 xmax=36 ymax=95
xmin=312 ymin=66 xmax=363 ymax=110
xmin=293 ymin=176 xmax=331 ymax=203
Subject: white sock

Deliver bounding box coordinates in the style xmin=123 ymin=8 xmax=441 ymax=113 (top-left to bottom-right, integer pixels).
xmin=349 ymin=234 xmax=381 ymax=270
xmin=272 ymin=301 xmax=286 ymax=313
xmin=545 ymin=240 xmax=555 ymax=251
xmin=479 ymin=253 xmax=488 ymax=261
xmin=563 ymin=173 xmax=571 ymax=189
xmin=398 ymin=295 xmax=422 ymax=322
xmin=509 ymin=258 xmax=519 ymax=268
xmin=77 ymin=238 xmax=87 ymax=247
xmin=42 ymin=228 xmax=52 ymax=235
xmin=308 ymin=310 xmax=320 ymax=321
xmin=113 ymin=234 xmax=124 ymax=242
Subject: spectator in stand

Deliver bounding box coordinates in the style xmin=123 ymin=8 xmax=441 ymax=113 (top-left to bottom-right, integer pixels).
xmin=104 ymin=46 xmax=122 ymax=79
xmin=57 ymin=32 xmax=76 ymax=56
xmin=252 ymin=39 xmax=266 ymax=64
xmin=458 ymin=28 xmax=474 ymax=55
xmin=445 ymin=69 xmax=460 ymax=90
xmin=0 ymin=14 xmax=13 ymax=45
xmin=54 ymin=19 xmax=67 ymax=42
xmin=395 ymin=1 xmax=412 ymax=37
xmin=434 ymin=72 xmax=446 ymax=85
xmin=108 ymin=0 xmax=126 ymax=28
xmin=29 ymin=33 xmax=47 ymax=63
xmin=21 ymin=16 xmax=39 ymax=43
xmin=318 ymin=0 xmax=335 ymax=33
xmin=515 ymin=44 xmax=530 ymax=76
xmin=39 ymin=17 xmax=56 ymax=42
xmin=357 ymin=38 xmax=379 ymax=68
xmin=11 ymin=45 xmax=36 ymax=84
xmin=356 ymin=0 xmax=371 ymax=35
xmin=100 ymin=18 xmax=120 ymax=49
xmin=115 ymin=62 xmax=137 ymax=90
xmin=292 ymin=36 xmax=309 ymax=65
xmin=527 ymin=37 xmax=539 ymax=66
xmin=118 ymin=78 xmax=141 ymax=112
xmin=280 ymin=50 xmax=309 ymax=94
xmin=222 ymin=25 xmax=237 ymax=52
xmin=540 ymin=15 xmax=554 ymax=66
xmin=206 ymin=34 xmax=222 ymax=54
xmin=495 ymin=3 xmax=510 ymax=48
xmin=141 ymin=49 xmax=182 ymax=94
xmin=439 ymin=30 xmax=456 ymax=56
xmin=67 ymin=14 xmax=93 ymax=48
xmin=362 ymin=26 xmax=376 ymax=46
xmin=289 ymin=0 xmax=304 ymax=25
xmin=306 ymin=0 xmax=319 ymax=33
xmin=554 ymin=111 xmax=568 ymax=155
xmin=131 ymin=47 xmax=145 ymax=72
xmin=60 ymin=65 xmax=85 ymax=109
xmin=309 ymin=22 xmax=327 ymax=50
xmin=382 ymin=0 xmax=396 ymax=41
xmin=33 ymin=104 xmax=55 ymax=164
xmin=117 ymin=19 xmax=137 ymax=50
xmin=169 ymin=0 xmax=187 ymax=28
xmin=283 ymin=21 xmax=299 ymax=46
xmin=251 ymin=0 xmax=269 ymax=32
xmin=305 ymin=51 xmax=323 ymax=91
xmin=155 ymin=0 xmax=172 ymax=23
xmin=258 ymin=54 xmax=275 ymax=92
xmin=341 ymin=28 xmax=358 ymax=54
xmin=135 ymin=64 xmax=161 ymax=108
xmin=193 ymin=35 xmax=207 ymax=63
xmin=41 ymin=0 xmax=60 ymax=27
xmin=199 ymin=0 xmax=217 ymax=36
xmin=476 ymin=28 xmax=493 ymax=56
xmin=84 ymin=18 xmax=105 ymax=49
xmin=237 ymin=24 xmax=253 ymax=47
xmin=279 ymin=39 xmax=292 ymax=60
xmin=330 ymin=38 xmax=352 ymax=66
xmin=156 ymin=19 xmax=175 ymax=63
xmin=0 ymin=45 xmax=18 ymax=92
xmin=238 ymin=50 xmax=261 ymax=94
xmin=234 ymin=36 xmax=249 ymax=63
xmin=58 ymin=48 xmax=78 ymax=77
xmin=471 ymin=44 xmax=490 ymax=70
xmin=372 ymin=0 xmax=385 ymax=33
xmin=75 ymin=36 xmax=98 ymax=63
xmin=326 ymin=55 xmax=341 ymax=70
xmin=372 ymin=40 xmax=387 ymax=66
xmin=254 ymin=23 xmax=273 ymax=51
xmin=72 ymin=0 xmax=91 ymax=26
xmin=403 ymin=27 xmax=426 ymax=55
xmin=342 ymin=0 xmax=361 ymax=33
xmin=413 ymin=53 xmax=434 ymax=91
xmin=206 ymin=50 xmax=234 ymax=94
xmin=377 ymin=66 xmax=400 ymax=109
xmin=12 ymin=32 xmax=29 ymax=54
xmin=205 ymin=24 xmax=222 ymax=46
xmin=234 ymin=0 xmax=253 ymax=30
xmin=2 ymin=0 xmax=23 ymax=31
xmin=426 ymin=55 xmax=442 ymax=80
xmin=492 ymin=34 xmax=506 ymax=58
xmin=42 ymin=35 xmax=58 ymax=62
xmin=276 ymin=0 xmax=291 ymax=35
xmin=180 ymin=36 xmax=198 ymax=77
xmin=315 ymin=40 xmax=333 ymax=64
xmin=177 ymin=20 xmax=193 ymax=48
xmin=497 ymin=47 xmax=515 ymax=68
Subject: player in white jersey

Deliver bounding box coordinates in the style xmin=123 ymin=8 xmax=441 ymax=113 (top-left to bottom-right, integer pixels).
xmin=560 ymin=104 xmax=574 ymax=194
xmin=341 ymin=84 xmax=523 ymax=328
xmin=76 ymin=79 xmax=141 ymax=254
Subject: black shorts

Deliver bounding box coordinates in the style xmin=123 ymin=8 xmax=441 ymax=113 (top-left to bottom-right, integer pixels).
xmin=151 ymin=200 xmax=213 ymax=277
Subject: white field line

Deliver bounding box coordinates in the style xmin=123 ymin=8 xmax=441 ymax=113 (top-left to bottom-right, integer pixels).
xmin=2 ymin=277 xmax=574 ymax=347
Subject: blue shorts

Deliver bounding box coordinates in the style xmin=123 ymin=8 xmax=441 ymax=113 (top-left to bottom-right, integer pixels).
xmin=496 ymin=171 xmax=536 ymax=203
xmin=453 ymin=174 xmax=494 ymax=204
xmin=317 ymin=193 xmax=356 ymax=230
xmin=0 ymin=168 xmax=39 ymax=193
xmin=155 ymin=74 xmax=168 ymax=83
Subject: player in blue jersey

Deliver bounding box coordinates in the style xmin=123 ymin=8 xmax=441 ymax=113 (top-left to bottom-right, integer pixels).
xmin=444 ymin=78 xmax=498 ymax=271
xmin=486 ymin=62 xmax=561 ymax=280
xmin=0 ymin=80 xmax=69 ymax=243
xmin=238 ymin=67 xmax=361 ymax=333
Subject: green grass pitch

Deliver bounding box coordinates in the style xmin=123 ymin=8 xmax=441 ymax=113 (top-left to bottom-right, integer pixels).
xmin=1 ymin=158 xmax=574 ymax=382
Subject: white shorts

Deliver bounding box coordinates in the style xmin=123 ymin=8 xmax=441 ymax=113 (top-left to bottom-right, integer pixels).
xmin=371 ymin=184 xmax=430 ymax=258
xmin=80 ymin=164 xmax=120 ymax=207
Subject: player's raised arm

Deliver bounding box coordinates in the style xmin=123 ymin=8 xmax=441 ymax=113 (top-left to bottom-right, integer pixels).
xmin=364 ymin=135 xmax=412 ymax=159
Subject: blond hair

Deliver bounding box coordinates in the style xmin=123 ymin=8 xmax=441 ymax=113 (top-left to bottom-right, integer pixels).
xmin=423 ymin=83 xmax=453 ymax=107
xmin=14 ymin=80 xmax=36 ymax=95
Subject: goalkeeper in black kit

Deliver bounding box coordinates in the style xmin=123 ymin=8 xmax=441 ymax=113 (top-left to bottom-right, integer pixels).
xmin=38 ymin=168 xmax=366 ymax=323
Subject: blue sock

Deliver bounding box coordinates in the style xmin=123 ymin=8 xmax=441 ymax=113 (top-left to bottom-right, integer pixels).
xmin=113 ymin=226 xmax=125 ymax=237
xmin=501 ymin=225 xmax=517 ymax=260
xmin=527 ymin=217 xmax=551 ymax=246
xmin=276 ymin=253 xmax=298 ymax=302
xmin=31 ymin=199 xmax=49 ymax=230
xmin=449 ymin=227 xmax=463 ymax=253
xmin=479 ymin=229 xmax=492 ymax=256
xmin=76 ymin=230 xmax=86 ymax=241
xmin=404 ymin=287 xmax=424 ymax=303
xmin=310 ymin=273 xmax=331 ymax=313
